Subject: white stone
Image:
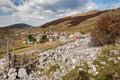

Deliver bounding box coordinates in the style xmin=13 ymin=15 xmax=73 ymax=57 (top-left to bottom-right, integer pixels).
xmin=93 ymin=72 xmax=99 ymax=76
xmin=108 ymin=57 xmax=116 ymax=61
xmin=109 ymin=50 xmax=119 ymax=55
xmin=8 ymin=68 xmax=16 ymax=76
xmin=89 ymin=65 xmax=96 ymax=73
xmin=117 ymin=57 xmax=120 ymax=60
xmin=8 ymin=72 xmax=17 ymax=80
xmin=79 ymin=68 xmax=84 ymax=71
xmin=114 ymin=60 xmax=119 ymax=64
xmin=88 ymin=69 xmax=93 ymax=74
xmin=99 ymin=62 xmax=106 ymax=65
xmin=18 ymin=68 xmax=27 ymax=78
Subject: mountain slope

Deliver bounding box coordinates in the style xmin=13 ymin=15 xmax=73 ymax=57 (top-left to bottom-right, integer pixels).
xmin=5 ymin=23 xmax=33 ymax=29
xmin=40 ymin=10 xmax=106 ymax=33
xmin=0 ymin=23 xmax=33 ymax=48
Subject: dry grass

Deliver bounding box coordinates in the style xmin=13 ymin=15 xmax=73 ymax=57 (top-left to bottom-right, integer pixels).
xmin=0 ymin=41 xmax=64 ymax=58
xmin=40 ymin=10 xmax=105 ymax=33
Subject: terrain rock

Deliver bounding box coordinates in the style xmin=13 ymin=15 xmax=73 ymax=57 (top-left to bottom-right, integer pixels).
xmin=8 ymin=72 xmax=17 ymax=80
xmin=7 ymin=68 xmax=17 ymax=80
xmin=7 ymin=68 xmax=16 ymax=76
xmin=99 ymin=62 xmax=106 ymax=65
xmin=117 ymin=57 xmax=120 ymax=60
xmin=18 ymin=68 xmax=27 ymax=78
xmin=37 ymin=33 xmax=101 ymax=79
xmin=109 ymin=50 xmax=119 ymax=55
xmin=0 ymin=33 xmax=102 ymax=80
xmin=108 ymin=57 xmax=116 ymax=61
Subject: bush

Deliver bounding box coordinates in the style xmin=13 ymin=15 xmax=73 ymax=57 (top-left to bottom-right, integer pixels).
xmin=39 ymin=34 xmax=49 ymax=43
xmin=91 ymin=9 xmax=120 ymax=46
xmin=27 ymin=35 xmax=36 ymax=42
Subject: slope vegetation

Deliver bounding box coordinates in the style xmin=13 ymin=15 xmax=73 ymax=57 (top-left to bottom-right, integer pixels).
xmin=40 ymin=10 xmax=106 ymax=33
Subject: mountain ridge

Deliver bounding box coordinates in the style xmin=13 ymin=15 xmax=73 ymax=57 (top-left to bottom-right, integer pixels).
xmin=40 ymin=10 xmax=106 ymax=28
xmin=4 ymin=23 xmax=33 ymax=29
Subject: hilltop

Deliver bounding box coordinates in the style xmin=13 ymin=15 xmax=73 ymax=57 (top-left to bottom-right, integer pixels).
xmin=0 ymin=23 xmax=33 ymax=48
xmin=4 ymin=23 xmax=33 ymax=29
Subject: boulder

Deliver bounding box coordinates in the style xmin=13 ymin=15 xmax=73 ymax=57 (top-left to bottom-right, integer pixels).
xmin=8 ymin=72 xmax=17 ymax=80
xmin=7 ymin=68 xmax=16 ymax=77
xmin=18 ymin=68 xmax=27 ymax=78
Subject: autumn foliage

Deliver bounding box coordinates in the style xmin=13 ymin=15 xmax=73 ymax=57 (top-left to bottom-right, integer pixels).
xmin=91 ymin=9 xmax=120 ymax=46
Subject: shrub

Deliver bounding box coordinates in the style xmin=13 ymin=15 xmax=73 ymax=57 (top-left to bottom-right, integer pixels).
xmin=39 ymin=34 xmax=49 ymax=43
xmin=91 ymin=9 xmax=120 ymax=46
xmin=27 ymin=35 xmax=36 ymax=42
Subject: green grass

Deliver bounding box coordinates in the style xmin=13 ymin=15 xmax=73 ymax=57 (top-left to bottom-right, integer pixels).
xmin=0 ymin=51 xmax=5 ymax=58
xmin=62 ymin=66 xmax=79 ymax=80
xmin=62 ymin=66 xmax=89 ymax=80
xmin=46 ymin=64 xmax=60 ymax=75
xmin=62 ymin=44 xmax=120 ymax=80
xmin=14 ymin=46 xmax=30 ymax=50
xmin=93 ymin=45 xmax=120 ymax=80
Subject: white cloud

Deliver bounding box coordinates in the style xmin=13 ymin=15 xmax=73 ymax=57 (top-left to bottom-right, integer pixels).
xmin=0 ymin=0 xmax=98 ymax=26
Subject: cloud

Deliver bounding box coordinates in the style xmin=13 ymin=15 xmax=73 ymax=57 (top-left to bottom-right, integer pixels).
xmin=0 ymin=0 xmax=98 ymax=26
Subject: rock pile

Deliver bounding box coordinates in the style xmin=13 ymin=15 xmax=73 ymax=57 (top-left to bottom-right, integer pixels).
xmin=0 ymin=33 xmax=103 ymax=80
xmin=36 ymin=33 xmax=101 ymax=80
xmin=7 ymin=68 xmax=17 ymax=80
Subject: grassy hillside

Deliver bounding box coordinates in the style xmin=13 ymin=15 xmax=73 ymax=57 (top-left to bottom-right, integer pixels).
xmin=40 ymin=10 xmax=106 ymax=33
xmin=5 ymin=23 xmax=33 ymax=29
xmin=0 ymin=8 xmax=119 ymax=58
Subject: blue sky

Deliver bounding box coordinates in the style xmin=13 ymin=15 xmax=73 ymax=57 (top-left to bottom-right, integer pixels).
xmin=94 ymin=0 xmax=119 ymax=3
xmin=93 ymin=0 xmax=120 ymax=10
xmin=0 ymin=0 xmax=120 ymax=26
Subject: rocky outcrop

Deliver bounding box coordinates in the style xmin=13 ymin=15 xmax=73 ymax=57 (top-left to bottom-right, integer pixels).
xmin=36 ymin=33 xmax=101 ymax=80
xmin=2 ymin=33 xmax=119 ymax=80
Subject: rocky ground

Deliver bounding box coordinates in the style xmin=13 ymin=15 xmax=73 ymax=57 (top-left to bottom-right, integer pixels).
xmin=0 ymin=33 xmax=120 ymax=80
xmin=34 ymin=33 xmax=102 ymax=80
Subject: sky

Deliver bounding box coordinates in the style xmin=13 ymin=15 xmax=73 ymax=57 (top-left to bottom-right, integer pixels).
xmin=0 ymin=0 xmax=120 ymax=27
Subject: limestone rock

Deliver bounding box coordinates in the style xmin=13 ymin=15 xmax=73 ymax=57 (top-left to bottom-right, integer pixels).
xmin=108 ymin=57 xmax=116 ymax=61
xmin=7 ymin=68 xmax=16 ymax=77
xmin=109 ymin=50 xmax=119 ymax=55
xmin=117 ymin=57 xmax=120 ymax=60
xmin=18 ymin=68 xmax=27 ymax=78
xmin=99 ymin=62 xmax=106 ymax=65
xmin=8 ymin=72 xmax=17 ymax=80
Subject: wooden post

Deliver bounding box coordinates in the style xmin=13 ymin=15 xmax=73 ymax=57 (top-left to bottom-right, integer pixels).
xmin=11 ymin=48 xmax=15 ymax=68
xmin=6 ymin=41 xmax=10 ymax=70
xmin=30 ymin=53 xmax=33 ymax=62
xmin=35 ymin=42 xmax=39 ymax=60
xmin=21 ymin=53 xmax=25 ymax=67
xmin=11 ymin=53 xmax=15 ymax=68
xmin=35 ymin=42 xmax=38 ymax=51
xmin=29 ymin=53 xmax=33 ymax=69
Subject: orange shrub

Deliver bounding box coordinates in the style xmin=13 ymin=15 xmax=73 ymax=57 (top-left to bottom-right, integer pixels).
xmin=91 ymin=9 xmax=120 ymax=46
